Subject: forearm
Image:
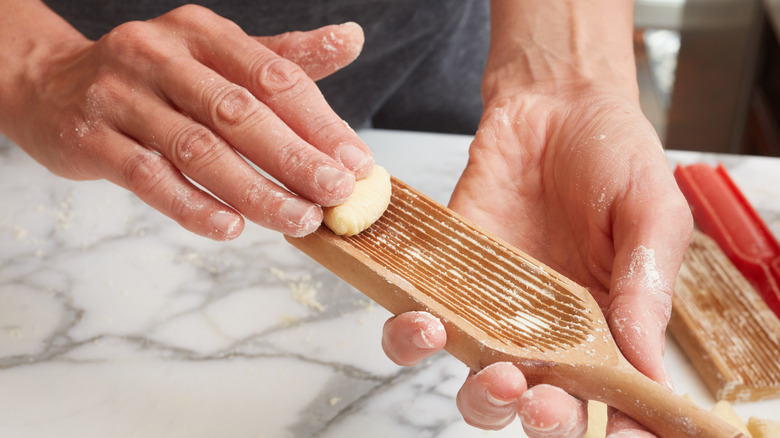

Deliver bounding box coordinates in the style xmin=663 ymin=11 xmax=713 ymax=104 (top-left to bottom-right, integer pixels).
xmin=0 ymin=0 xmax=87 ymax=139
xmin=485 ymin=0 xmax=638 ymax=103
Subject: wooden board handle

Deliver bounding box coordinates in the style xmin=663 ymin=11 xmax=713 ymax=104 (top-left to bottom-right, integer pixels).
xmin=550 ymin=360 xmax=748 ymax=438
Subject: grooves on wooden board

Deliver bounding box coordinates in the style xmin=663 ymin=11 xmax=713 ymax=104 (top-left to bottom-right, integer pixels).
xmin=287 ymin=178 xmax=748 ymax=438
xmin=671 ymin=230 xmax=780 ymax=402
xmin=338 ymin=177 xmax=594 ymax=352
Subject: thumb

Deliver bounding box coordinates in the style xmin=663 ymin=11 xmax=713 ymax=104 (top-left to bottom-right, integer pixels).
xmin=254 ymin=22 xmax=365 ymax=81
xmin=607 ymin=196 xmax=692 ymax=388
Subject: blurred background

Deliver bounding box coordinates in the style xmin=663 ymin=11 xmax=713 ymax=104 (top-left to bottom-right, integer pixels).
xmin=635 ymin=0 xmax=779 ymax=156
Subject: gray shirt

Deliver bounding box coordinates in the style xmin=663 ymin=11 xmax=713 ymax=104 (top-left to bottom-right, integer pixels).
xmin=43 ymin=0 xmax=489 ymax=134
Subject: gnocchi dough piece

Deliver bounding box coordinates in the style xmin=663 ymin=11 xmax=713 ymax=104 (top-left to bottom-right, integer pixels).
xmin=323 ymin=165 xmax=391 ymax=236
xmin=711 ymin=400 xmax=750 ymax=435
xmin=584 ymin=400 xmax=607 ymax=438
xmin=748 ymin=417 xmax=780 ymax=438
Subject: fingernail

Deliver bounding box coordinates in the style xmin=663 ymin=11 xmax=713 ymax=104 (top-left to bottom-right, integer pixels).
xmin=280 ymin=199 xmax=320 ymax=234
xmin=210 ymin=211 xmax=241 ymax=238
xmin=411 ymin=330 xmax=435 ymax=350
xmin=486 ymin=389 xmax=516 ymax=407
xmin=315 ymin=166 xmax=352 ymax=193
xmin=336 ymin=144 xmax=372 ymax=173
xmin=524 ymin=420 xmax=561 ymax=434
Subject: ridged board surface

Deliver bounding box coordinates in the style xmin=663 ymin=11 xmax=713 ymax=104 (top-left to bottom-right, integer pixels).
xmin=671 ymin=231 xmax=780 ymax=401
xmin=288 ymin=179 xmax=749 ymax=438
xmin=346 ymin=178 xmax=594 ymax=352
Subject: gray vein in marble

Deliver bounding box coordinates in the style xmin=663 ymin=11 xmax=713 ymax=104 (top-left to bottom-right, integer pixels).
xmin=4 ymin=132 xmax=780 ymax=437
xmin=292 ymin=353 xmax=464 ymax=438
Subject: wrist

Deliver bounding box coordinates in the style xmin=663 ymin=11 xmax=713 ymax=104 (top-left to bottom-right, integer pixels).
xmin=483 ymin=0 xmax=639 ymax=105
xmin=481 ymin=62 xmax=640 ymax=113
xmin=0 ymin=0 xmax=88 ymax=141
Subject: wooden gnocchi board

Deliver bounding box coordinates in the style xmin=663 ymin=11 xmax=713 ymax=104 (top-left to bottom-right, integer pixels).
xmin=671 ymin=230 xmax=780 ymax=402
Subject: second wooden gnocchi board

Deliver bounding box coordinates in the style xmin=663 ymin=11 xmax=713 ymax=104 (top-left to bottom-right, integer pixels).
xmin=671 ymin=231 xmax=780 ymax=402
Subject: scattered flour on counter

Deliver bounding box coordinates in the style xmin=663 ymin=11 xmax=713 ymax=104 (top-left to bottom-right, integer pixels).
xmin=289 ymin=275 xmax=325 ymax=312
xmin=354 ymin=299 xmax=376 ymax=326
xmin=6 ymin=327 xmax=22 ymax=339
xmin=353 ymin=298 xmax=375 ymax=310
xmin=176 ymin=251 xmax=232 ymax=275
xmin=270 ymin=267 xmax=325 ymax=312
xmin=13 ymin=226 xmax=27 ymax=240
xmin=280 ymin=315 xmax=300 ymax=326
xmin=269 ymin=267 xmax=287 ymax=281
xmin=52 ymin=193 xmax=75 ymax=230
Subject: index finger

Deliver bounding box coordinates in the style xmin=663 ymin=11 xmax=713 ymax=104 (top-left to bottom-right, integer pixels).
xmin=157 ymin=6 xmax=374 ymax=178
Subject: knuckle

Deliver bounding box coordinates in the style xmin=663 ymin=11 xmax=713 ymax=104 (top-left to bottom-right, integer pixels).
xmin=212 ymin=86 xmax=260 ymax=127
xmin=275 ymin=141 xmax=312 ymax=172
xmin=167 ymin=4 xmax=213 ymax=24
xmin=101 ymin=21 xmax=153 ymax=54
xmin=102 ymin=21 xmax=145 ymax=46
xmin=85 ymin=72 xmax=122 ymax=107
xmin=165 ymin=5 xmax=242 ymax=39
xmin=100 ymin=20 xmax=168 ymax=64
xmin=252 ymin=57 xmax=309 ymax=98
xmin=121 ymin=152 xmax=207 ymax=223
xmin=242 ymin=181 xmax=274 ymax=213
xmin=68 ymin=80 xmax=115 ymax=139
xmin=168 ymin=124 xmax=224 ymax=166
xmin=242 ymin=182 xmax=287 ymax=223
xmin=167 ymin=188 xmax=204 ymax=221
xmin=309 ymin=113 xmax=349 ymax=143
xmin=122 ymin=152 xmax=170 ymax=197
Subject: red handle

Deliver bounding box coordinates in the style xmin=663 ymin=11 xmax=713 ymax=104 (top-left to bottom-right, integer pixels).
xmin=674 ymin=163 xmax=780 ymax=318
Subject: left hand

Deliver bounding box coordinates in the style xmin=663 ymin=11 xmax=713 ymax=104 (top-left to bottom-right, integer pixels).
xmin=382 ymin=83 xmax=693 ymax=436
xmin=2 ymin=4 xmax=371 ymax=241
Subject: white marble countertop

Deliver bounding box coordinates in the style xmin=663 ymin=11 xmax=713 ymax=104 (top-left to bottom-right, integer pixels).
xmin=1 ymin=129 xmax=778 ymax=437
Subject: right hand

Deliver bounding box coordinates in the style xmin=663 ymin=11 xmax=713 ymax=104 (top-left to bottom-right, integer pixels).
xmin=10 ymin=5 xmax=372 ymax=240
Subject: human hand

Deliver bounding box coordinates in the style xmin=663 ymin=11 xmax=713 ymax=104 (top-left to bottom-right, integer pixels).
xmin=380 ymin=85 xmax=692 ymax=437
xmin=444 ymin=84 xmax=692 ymax=435
xmin=421 ymin=0 xmax=695 ymax=434
xmin=5 ymin=5 xmax=372 ymax=240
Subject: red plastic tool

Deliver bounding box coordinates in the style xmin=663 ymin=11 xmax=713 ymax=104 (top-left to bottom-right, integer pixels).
xmin=674 ymin=163 xmax=780 ymax=319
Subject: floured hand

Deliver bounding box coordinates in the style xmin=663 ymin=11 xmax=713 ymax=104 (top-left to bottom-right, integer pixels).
xmin=1 ymin=4 xmax=372 ymax=240
xmin=444 ymin=84 xmax=691 ymax=435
